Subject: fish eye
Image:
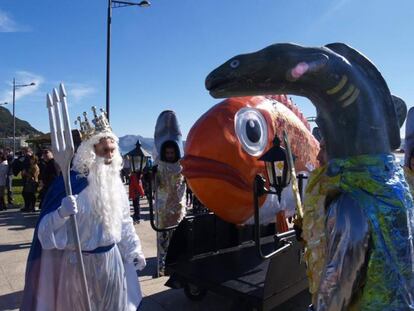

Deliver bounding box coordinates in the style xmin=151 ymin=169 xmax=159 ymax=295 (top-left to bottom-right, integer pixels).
xmin=234 ymin=108 xmax=268 ymax=156
xmin=230 ymin=59 xmax=240 ymax=69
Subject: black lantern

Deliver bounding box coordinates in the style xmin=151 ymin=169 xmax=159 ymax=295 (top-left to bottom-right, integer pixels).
xmin=258 ymin=136 xmax=291 ymax=202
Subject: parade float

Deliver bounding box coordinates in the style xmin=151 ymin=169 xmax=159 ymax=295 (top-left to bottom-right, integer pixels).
xmin=205 ymin=42 xmax=413 ymax=310
xmin=148 ymin=95 xmax=318 ymax=310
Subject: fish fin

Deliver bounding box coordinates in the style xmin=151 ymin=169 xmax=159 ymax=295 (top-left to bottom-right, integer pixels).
xmin=391 ymin=95 xmax=407 ymax=128
xmin=326 ymin=43 xmax=400 ymax=150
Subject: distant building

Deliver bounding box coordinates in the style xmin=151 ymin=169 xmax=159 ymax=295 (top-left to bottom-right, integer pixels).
xmin=0 ymin=136 xmax=29 ymax=150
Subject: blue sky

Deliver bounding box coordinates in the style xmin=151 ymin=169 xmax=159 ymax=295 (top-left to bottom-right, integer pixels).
xmin=1 ymin=0 xmax=413 ymax=138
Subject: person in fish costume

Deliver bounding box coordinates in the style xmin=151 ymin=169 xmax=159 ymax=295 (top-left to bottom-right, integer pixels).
xmin=205 ymin=43 xmax=414 ymax=310
xmin=21 ymin=110 xmax=146 ymax=311
xmin=181 ymin=95 xmax=319 ymax=227
xmin=153 ymin=110 xmax=186 ymax=276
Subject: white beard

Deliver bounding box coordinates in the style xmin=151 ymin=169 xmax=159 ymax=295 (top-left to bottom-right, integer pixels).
xmin=84 ymin=157 xmax=123 ymax=240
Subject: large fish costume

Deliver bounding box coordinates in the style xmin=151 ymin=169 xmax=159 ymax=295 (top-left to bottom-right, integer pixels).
xmin=205 ymin=43 xmax=414 ymax=310
xmin=182 ymin=95 xmax=319 ymax=225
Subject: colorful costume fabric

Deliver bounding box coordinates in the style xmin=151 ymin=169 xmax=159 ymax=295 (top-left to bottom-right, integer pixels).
xmin=303 ymin=154 xmax=414 ymax=310
xmin=404 ymin=167 xmax=414 ymax=198
xmin=155 ymin=160 xmax=186 ymax=273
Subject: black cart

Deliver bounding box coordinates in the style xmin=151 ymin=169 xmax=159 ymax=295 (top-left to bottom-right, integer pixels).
xmin=148 ymin=169 xmax=310 ymax=310
xmin=161 ymin=213 xmax=308 ymax=311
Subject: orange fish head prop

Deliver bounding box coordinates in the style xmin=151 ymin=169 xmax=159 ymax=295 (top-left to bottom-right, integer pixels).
xmin=182 ymin=96 xmax=319 ymax=224
xmin=182 ymin=96 xmax=283 ymax=224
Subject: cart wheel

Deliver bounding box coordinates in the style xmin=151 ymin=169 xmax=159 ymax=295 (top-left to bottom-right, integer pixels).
xmin=184 ymin=283 xmax=207 ymax=301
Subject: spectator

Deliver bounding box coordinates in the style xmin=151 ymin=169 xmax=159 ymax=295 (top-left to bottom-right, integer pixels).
xmin=121 ymin=155 xmax=132 ymax=184
xmin=4 ymin=148 xmax=14 ymax=207
xmin=0 ymin=152 xmax=8 ymax=211
xmin=129 ymin=171 xmax=145 ymax=223
xmin=141 ymin=163 xmax=153 ymax=202
xmin=13 ymin=147 xmax=32 ymax=177
xmin=21 ymin=154 xmax=40 ymax=212
xmin=38 ymin=148 xmax=61 ymax=209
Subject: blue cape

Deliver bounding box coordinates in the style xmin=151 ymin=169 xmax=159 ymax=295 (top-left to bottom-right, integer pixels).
xmin=21 ymin=171 xmax=88 ymax=310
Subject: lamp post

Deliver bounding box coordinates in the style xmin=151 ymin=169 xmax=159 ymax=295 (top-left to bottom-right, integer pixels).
xmin=10 ymin=79 xmax=36 ymax=155
xmin=250 ymin=135 xmax=294 ymax=259
xmin=106 ymin=0 xmax=150 ymax=121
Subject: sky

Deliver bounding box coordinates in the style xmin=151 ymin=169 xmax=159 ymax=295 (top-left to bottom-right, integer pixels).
xmin=1 ymin=0 xmax=413 ymax=139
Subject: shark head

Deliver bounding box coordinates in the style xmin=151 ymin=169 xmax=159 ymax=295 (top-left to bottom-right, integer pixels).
xmin=206 ymin=43 xmax=332 ymax=99
xmin=206 ymin=43 xmax=403 ymax=159
xmin=154 ymin=110 xmax=184 ymax=161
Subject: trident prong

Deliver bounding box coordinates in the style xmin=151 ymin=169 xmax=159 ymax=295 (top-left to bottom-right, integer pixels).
xmin=46 ymin=94 xmax=59 ymax=153
xmin=59 ymin=83 xmax=74 ymax=153
xmin=52 ymin=88 xmax=65 ymax=153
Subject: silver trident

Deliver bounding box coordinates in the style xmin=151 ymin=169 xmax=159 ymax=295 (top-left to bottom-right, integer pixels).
xmin=47 ymin=84 xmax=92 ymax=311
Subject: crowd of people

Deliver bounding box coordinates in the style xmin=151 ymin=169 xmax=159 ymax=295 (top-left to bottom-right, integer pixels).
xmin=0 ymin=146 xmax=60 ymax=212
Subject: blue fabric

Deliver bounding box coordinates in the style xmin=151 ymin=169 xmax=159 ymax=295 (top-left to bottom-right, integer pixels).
xmin=21 ymin=171 xmax=88 ymax=310
xmin=82 ymin=243 xmax=115 ymax=254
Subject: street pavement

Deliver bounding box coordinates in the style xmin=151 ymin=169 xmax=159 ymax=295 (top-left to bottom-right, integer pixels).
xmin=0 ymin=195 xmax=309 ymax=311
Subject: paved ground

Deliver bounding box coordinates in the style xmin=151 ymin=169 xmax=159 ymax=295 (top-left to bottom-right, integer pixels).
xmin=0 ymin=196 xmax=310 ymax=311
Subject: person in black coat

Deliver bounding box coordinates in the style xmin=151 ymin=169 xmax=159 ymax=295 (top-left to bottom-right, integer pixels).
xmin=38 ymin=148 xmax=60 ymax=209
xmin=4 ymin=148 xmax=14 ymax=207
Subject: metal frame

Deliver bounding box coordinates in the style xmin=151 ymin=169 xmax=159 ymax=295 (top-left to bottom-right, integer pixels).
xmin=253 ymin=175 xmax=292 ymax=259
xmin=165 ymin=217 xmax=308 ymax=310
xmin=283 ymin=130 xmax=303 ymax=219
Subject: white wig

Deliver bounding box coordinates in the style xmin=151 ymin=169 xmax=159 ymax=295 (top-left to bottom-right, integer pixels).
xmin=72 ymin=131 xmax=124 ymax=239
xmin=72 ymin=131 xmax=122 ymax=176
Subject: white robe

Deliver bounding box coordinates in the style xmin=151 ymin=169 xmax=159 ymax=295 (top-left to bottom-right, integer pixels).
xmin=36 ymin=182 xmax=145 ymax=311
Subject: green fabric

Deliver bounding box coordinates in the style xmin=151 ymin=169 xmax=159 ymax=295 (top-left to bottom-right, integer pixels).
xmin=303 ymin=154 xmax=414 ymax=310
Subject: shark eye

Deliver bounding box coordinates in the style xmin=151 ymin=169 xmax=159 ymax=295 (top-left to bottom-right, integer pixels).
xmin=234 ymin=108 xmax=268 ymax=157
xmin=230 ymin=59 xmax=240 ymax=69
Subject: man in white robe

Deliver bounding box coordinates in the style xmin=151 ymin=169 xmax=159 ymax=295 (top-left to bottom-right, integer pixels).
xmin=22 ymin=130 xmax=146 ymax=311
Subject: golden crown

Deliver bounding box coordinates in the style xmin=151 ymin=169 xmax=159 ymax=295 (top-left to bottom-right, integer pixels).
xmin=74 ymin=106 xmax=112 ymax=140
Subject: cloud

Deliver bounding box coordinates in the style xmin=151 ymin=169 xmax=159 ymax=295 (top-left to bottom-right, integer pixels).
xmin=0 ymin=10 xmax=27 ymax=32
xmin=303 ymin=0 xmax=352 ymax=36
xmin=66 ymin=84 xmax=96 ymax=102
xmin=0 ymin=71 xmax=44 ymax=104
xmin=317 ymin=0 xmax=350 ymax=24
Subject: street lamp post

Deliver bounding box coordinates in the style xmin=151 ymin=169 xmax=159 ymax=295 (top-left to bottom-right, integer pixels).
xmin=106 ymin=0 xmax=150 ymax=121
xmin=10 ymin=79 xmax=36 ymax=155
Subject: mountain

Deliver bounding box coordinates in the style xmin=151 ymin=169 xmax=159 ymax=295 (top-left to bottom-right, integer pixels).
xmin=0 ymin=106 xmax=43 ymax=137
xmin=119 ymin=135 xmax=154 ymax=155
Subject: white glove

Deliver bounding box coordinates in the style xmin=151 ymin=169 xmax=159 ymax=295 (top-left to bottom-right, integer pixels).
xmin=133 ymin=256 xmax=146 ymax=271
xmin=58 ymin=195 xmax=78 ymax=218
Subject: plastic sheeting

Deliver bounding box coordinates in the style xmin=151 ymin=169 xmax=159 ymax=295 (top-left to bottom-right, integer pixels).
xmin=303 ymin=154 xmax=414 ymax=310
